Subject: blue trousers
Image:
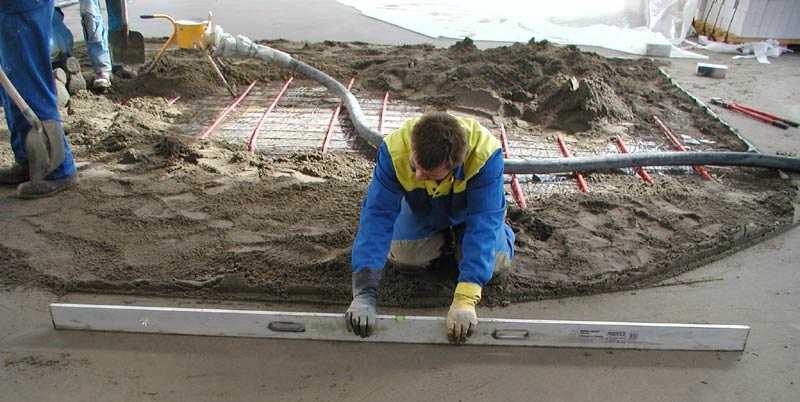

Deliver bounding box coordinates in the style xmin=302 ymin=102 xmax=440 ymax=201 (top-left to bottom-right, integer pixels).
xmin=50 ymin=7 xmax=73 ymax=63
xmin=0 ymin=0 xmax=76 ymax=180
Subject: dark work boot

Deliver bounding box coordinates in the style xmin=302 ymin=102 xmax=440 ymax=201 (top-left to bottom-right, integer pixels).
xmin=0 ymin=163 xmax=30 ymax=185
xmin=16 ymin=174 xmax=77 ymax=199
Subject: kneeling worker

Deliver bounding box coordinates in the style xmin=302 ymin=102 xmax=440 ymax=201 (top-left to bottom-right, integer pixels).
xmin=346 ymin=112 xmax=515 ymax=344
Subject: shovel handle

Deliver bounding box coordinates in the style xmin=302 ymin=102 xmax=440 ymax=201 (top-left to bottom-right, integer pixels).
xmin=0 ymin=67 xmax=42 ymax=130
xmin=119 ymin=0 xmax=129 ymax=28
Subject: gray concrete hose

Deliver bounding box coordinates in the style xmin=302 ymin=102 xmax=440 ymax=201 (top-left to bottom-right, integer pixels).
xmin=504 ymin=151 xmax=800 ymax=174
xmin=204 ymin=27 xmax=800 ymax=175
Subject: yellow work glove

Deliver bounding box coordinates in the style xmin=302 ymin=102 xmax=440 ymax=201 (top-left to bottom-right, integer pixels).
xmin=447 ymin=282 xmax=481 ymax=345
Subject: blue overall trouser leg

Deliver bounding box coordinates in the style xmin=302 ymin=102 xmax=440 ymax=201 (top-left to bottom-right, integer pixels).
xmin=80 ymin=0 xmax=112 ymax=76
xmin=49 ymin=7 xmax=74 ymax=64
xmin=0 ymin=1 xmax=77 ymax=180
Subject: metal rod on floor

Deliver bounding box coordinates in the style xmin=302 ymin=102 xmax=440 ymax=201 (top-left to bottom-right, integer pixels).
xmin=556 ymin=135 xmax=589 ymax=193
xmin=166 ymin=96 xmax=181 ymax=106
xmin=206 ymin=52 xmax=237 ymax=97
xmin=653 ymin=115 xmax=713 ymax=181
xmin=199 ymin=80 xmax=257 ymax=139
xmin=499 ymin=123 xmax=527 ymax=208
xmin=613 ymin=136 xmax=654 ymax=184
xmin=248 ymin=77 xmax=294 ymax=153
xmin=322 ymin=77 xmax=355 ymax=153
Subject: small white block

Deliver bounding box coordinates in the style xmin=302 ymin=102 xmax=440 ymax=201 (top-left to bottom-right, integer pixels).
xmin=696 ymin=63 xmax=728 ymax=78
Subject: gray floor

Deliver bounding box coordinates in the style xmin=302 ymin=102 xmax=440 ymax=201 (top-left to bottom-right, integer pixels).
xmin=3 ymin=1 xmax=800 ymax=401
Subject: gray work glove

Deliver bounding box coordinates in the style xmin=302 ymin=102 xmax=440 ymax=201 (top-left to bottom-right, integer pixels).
xmin=345 ymin=268 xmax=382 ymax=338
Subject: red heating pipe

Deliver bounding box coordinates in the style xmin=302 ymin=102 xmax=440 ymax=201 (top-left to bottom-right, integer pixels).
xmin=199 ymin=80 xmax=257 ymax=140
xmin=248 ymin=77 xmax=294 ymax=153
xmin=322 ymin=77 xmax=355 ymax=153
xmin=729 ymin=103 xmax=789 ymax=129
xmin=556 ymin=135 xmax=589 ymax=193
xmin=613 ymin=136 xmax=654 ymax=184
xmin=378 ymin=91 xmax=390 ymax=134
xmin=731 ymin=102 xmax=798 ymax=128
xmin=653 ymin=115 xmax=713 ymax=181
xmin=499 ymin=124 xmax=528 ymax=208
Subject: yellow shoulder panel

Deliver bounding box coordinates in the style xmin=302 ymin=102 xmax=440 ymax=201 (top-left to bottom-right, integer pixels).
xmin=384 ymin=117 xmax=421 ymax=192
xmin=458 ymin=117 xmax=501 ymax=182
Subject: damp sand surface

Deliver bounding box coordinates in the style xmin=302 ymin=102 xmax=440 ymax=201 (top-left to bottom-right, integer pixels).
xmin=0 ymin=40 xmax=796 ymax=307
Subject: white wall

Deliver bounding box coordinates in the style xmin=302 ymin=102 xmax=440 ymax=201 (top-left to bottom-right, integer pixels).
xmin=699 ymin=0 xmax=800 ymax=39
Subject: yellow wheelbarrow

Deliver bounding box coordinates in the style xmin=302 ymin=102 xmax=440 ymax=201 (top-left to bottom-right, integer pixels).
xmin=140 ymin=12 xmax=236 ymax=96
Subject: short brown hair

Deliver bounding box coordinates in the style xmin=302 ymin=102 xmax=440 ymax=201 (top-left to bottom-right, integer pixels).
xmin=410 ymin=112 xmax=467 ymax=170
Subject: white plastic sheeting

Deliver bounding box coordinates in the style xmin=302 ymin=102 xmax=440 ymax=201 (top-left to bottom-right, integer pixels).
xmin=648 ymin=0 xmax=699 ymax=43
xmin=690 ymin=35 xmax=793 ymax=64
xmin=338 ymin=0 xmax=706 ymax=58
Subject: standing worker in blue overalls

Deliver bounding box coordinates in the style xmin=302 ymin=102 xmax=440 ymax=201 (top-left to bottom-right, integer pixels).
xmin=0 ymin=0 xmax=78 ymax=198
xmin=79 ymin=0 xmax=136 ymax=90
xmin=345 ymin=112 xmax=515 ymax=344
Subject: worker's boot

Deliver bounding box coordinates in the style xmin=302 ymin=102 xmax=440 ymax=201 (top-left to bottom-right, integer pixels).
xmin=92 ymin=72 xmax=111 ymax=91
xmin=0 ymin=163 xmax=30 ymax=185
xmin=16 ymin=174 xmax=77 ymax=199
xmin=64 ymin=56 xmax=87 ymax=95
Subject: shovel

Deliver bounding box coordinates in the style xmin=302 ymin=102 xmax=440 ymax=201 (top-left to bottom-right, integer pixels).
xmin=109 ymin=0 xmax=145 ymax=64
xmin=0 ymin=66 xmax=66 ymax=182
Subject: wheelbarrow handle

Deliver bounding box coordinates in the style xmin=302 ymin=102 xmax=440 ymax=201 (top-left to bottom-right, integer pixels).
xmin=140 ymin=14 xmax=177 ymax=24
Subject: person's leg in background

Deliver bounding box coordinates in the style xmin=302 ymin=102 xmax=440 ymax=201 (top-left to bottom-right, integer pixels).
xmin=0 ymin=0 xmax=78 ymax=197
xmin=80 ymin=0 xmax=112 ymax=89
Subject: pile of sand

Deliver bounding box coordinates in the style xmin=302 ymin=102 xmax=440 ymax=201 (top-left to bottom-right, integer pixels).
xmin=0 ymin=40 xmax=796 ymax=307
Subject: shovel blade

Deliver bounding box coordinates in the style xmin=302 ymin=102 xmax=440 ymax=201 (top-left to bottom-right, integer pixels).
xmin=110 ymin=30 xmax=146 ymax=65
xmin=41 ymin=120 xmax=66 ymax=171
xmin=25 ymin=128 xmax=52 ymax=182
xmin=24 ymin=121 xmax=66 ymax=182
